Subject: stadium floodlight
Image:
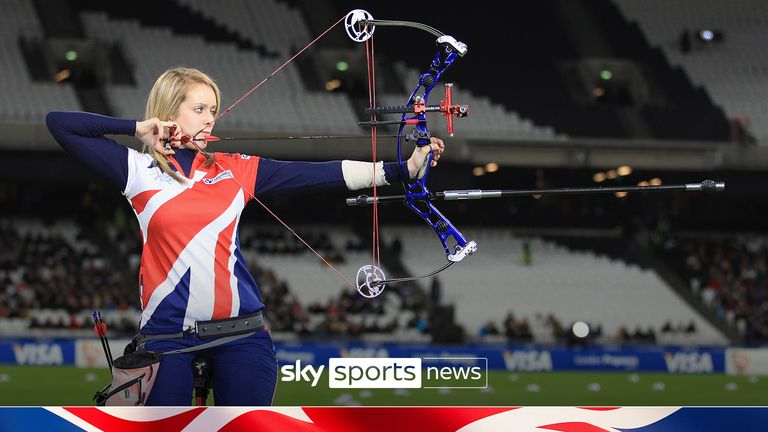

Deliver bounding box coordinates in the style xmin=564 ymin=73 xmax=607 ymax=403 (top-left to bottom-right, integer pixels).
xmin=696 ymin=29 xmax=723 ymax=43
xmin=572 ymin=321 xmax=590 ymax=338
xmin=325 ymin=79 xmax=342 ymax=91
xmin=617 ymin=165 xmax=632 ymax=176
xmin=336 ymin=61 xmax=349 ymax=72
xmin=53 ymin=69 xmax=71 ymax=83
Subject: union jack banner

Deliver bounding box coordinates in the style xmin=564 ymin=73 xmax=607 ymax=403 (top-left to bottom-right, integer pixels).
xmin=0 ymin=406 xmax=767 ymax=431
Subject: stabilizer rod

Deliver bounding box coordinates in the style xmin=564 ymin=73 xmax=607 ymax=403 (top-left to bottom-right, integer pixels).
xmin=346 ymin=180 xmax=725 ymax=206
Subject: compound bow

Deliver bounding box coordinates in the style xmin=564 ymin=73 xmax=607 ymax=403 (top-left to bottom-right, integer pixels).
xmin=342 ymin=10 xmax=476 ymax=297
xmin=186 ymin=9 xmax=724 ymax=300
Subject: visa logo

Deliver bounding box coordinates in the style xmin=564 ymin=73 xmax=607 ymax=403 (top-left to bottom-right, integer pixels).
xmin=664 ymin=352 xmax=714 ymax=373
xmin=13 ymin=343 xmax=64 ymax=365
xmin=502 ymin=350 xmax=553 ymax=371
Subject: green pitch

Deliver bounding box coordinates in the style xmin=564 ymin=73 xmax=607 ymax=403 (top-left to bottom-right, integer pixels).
xmin=0 ymin=366 xmax=765 ymax=406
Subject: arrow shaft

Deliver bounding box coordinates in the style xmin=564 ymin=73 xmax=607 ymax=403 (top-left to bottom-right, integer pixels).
xmin=190 ymin=135 xmax=398 ymax=142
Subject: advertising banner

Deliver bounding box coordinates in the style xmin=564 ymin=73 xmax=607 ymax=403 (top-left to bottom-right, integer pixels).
xmin=1 ymin=407 xmax=767 ymax=431
xmin=0 ymin=340 xmax=726 ymax=374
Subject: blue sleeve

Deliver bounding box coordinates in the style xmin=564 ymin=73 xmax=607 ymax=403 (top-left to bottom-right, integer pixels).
xmin=45 ymin=111 xmax=135 ymax=190
xmin=383 ymin=161 xmax=403 ymax=184
xmin=254 ymin=159 xmax=404 ymax=197
xmin=254 ymin=159 xmax=344 ymax=197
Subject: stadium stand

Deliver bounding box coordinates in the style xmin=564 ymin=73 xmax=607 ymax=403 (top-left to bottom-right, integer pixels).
xmin=381 ymin=226 xmax=729 ymax=346
xmin=11 ymin=0 xmax=556 ymax=139
xmin=654 ymin=234 xmax=768 ymax=345
xmin=3 ymin=214 xmax=734 ymax=347
xmin=0 ymin=0 xmax=765 ymax=350
xmin=175 ymin=0 xmax=312 ymax=57
xmin=324 ymin=0 xmax=732 ymax=141
xmin=614 ymin=0 xmax=768 ymax=143
xmin=1 ymin=0 xmax=80 ymax=121
xmin=174 ymin=0 xmax=563 ymax=140
xmin=80 ymin=11 xmax=361 ymax=133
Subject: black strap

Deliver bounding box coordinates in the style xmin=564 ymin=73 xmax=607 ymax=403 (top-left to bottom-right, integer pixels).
xmin=134 ymin=311 xmax=266 ymax=355
xmin=195 ymin=311 xmax=265 ymax=339
xmin=162 ymin=332 xmax=256 ymax=355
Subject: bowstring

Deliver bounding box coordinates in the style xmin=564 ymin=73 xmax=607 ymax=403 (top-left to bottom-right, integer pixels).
xmin=364 ymin=31 xmax=382 ymax=277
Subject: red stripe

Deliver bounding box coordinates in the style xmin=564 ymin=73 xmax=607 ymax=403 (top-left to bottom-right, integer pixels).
xmin=229 ymin=154 xmax=259 ymax=199
xmin=212 ymin=218 xmax=238 ymax=318
xmin=539 ymin=422 xmax=612 ymax=432
xmin=64 ymin=407 xmax=205 ymax=432
xmin=64 ymin=407 xmax=520 ymax=432
xmin=141 ymin=180 xmax=240 ymax=307
xmin=131 ymin=189 xmax=161 ymax=214
xmin=576 ymin=407 xmax=620 ymax=411
xmin=219 ymin=410 xmax=322 ymax=432
xmin=303 ymin=407 xmax=516 ymax=432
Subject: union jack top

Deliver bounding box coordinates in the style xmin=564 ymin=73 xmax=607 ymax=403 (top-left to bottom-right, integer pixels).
xmin=46 ymin=111 xmax=400 ymax=334
xmin=126 ymin=149 xmax=263 ymax=332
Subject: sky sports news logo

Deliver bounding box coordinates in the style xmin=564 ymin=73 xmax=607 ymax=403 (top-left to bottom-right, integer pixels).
xmin=280 ymin=358 xmax=488 ymax=389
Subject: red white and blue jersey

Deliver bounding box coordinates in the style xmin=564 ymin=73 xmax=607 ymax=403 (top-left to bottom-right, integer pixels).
xmin=46 ymin=111 xmax=401 ymax=335
xmin=125 ymin=149 xmax=262 ymax=333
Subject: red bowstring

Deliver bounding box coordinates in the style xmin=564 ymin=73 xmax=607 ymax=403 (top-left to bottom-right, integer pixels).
xmin=246 ymin=188 xmax=357 ymax=291
xmin=184 ymin=13 xmax=358 ymax=291
xmin=365 ymin=33 xmax=382 ymax=275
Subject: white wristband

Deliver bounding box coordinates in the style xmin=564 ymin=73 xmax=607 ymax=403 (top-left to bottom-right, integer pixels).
xmin=341 ymin=160 xmax=389 ymax=190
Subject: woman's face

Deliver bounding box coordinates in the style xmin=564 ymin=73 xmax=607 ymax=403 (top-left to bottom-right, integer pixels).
xmin=172 ymin=83 xmax=217 ymax=150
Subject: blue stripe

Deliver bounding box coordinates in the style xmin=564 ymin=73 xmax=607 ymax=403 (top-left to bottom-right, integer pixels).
xmin=233 ymin=233 xmax=264 ymax=315
xmin=142 ymin=267 xmax=192 ymax=334
xmin=0 ymin=408 xmax=85 ymax=431
xmin=620 ymin=407 xmax=768 ymax=432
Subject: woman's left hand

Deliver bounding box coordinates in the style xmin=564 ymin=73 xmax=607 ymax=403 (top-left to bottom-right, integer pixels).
xmin=406 ymin=137 xmax=445 ymax=179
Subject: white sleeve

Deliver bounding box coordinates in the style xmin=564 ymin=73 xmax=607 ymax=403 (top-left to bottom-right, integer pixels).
xmin=123 ymin=149 xmax=151 ymax=197
xmin=341 ymin=160 xmax=389 ymax=190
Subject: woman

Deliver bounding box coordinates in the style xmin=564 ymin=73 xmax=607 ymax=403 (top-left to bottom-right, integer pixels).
xmin=46 ymin=67 xmax=444 ymax=405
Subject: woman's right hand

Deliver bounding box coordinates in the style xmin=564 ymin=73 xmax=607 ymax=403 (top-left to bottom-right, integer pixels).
xmin=135 ymin=118 xmax=181 ymax=156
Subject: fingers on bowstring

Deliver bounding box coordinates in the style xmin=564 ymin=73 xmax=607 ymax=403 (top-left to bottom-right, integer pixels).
xmin=156 ymin=129 xmax=176 ymax=156
xmin=431 ymin=144 xmax=444 ymax=161
xmin=422 ymin=149 xmax=438 ymax=168
xmin=163 ymin=121 xmax=180 ymax=135
xmin=163 ymin=121 xmax=182 ymax=149
xmin=430 ymin=139 xmax=444 ymax=153
xmin=430 ymin=139 xmax=444 ymax=167
xmin=158 ymin=142 xmax=175 ymax=156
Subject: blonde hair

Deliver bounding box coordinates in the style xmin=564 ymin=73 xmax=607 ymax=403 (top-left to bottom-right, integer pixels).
xmin=144 ymin=67 xmax=221 ymax=182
